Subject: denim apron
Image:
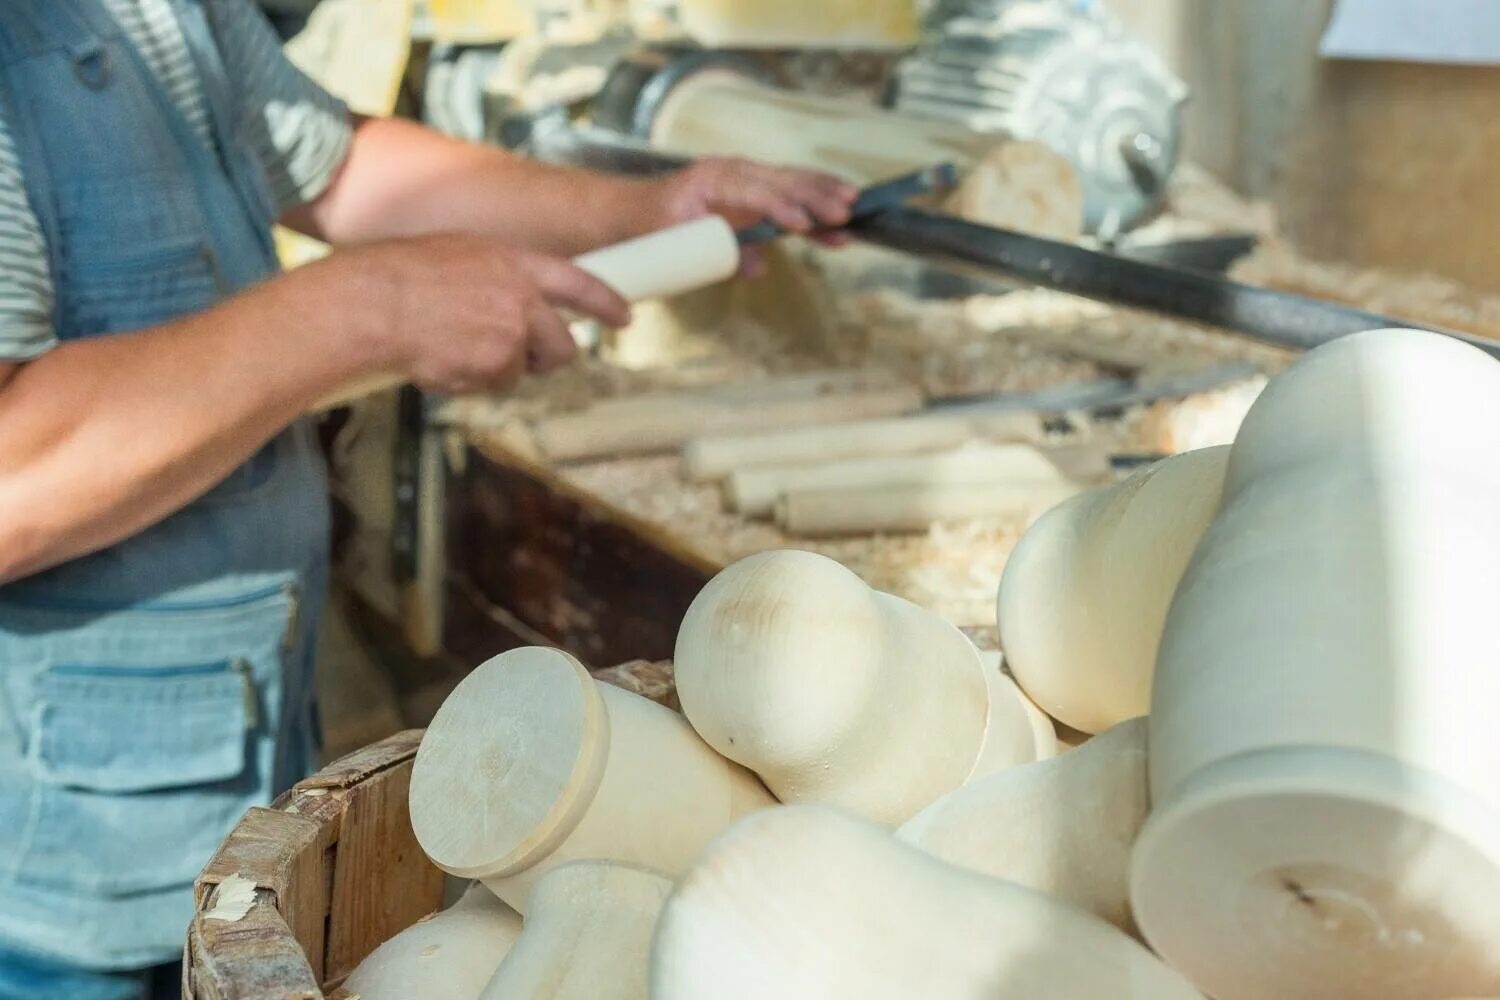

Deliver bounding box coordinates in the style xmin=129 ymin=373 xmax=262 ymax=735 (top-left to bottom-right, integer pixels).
xmin=0 ymin=0 xmax=329 ymax=972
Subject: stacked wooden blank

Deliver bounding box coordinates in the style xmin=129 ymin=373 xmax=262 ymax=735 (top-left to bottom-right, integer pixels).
xmin=357 ymin=327 xmax=1500 ymax=1000
xmin=374 ymin=546 xmax=1169 ymax=998
xmin=683 ymin=407 xmax=1106 ymax=536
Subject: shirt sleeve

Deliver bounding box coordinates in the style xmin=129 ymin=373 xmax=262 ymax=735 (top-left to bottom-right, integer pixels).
xmin=211 ymin=0 xmax=355 ymax=212
xmin=0 ymin=112 xmax=58 ymax=363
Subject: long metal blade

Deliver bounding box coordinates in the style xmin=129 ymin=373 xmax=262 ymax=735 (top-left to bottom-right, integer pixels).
xmin=527 ymin=125 xmax=1497 ymax=361
xmin=852 ymin=208 xmax=1500 ymax=360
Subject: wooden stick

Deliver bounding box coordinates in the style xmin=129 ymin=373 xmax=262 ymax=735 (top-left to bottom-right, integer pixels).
xmin=776 ymin=479 xmax=1083 ymax=536
xmin=682 ymin=410 xmax=1048 ymax=482
xmin=726 ymin=443 xmax=1092 ymax=518
xmin=532 ymin=374 xmax=923 ymax=462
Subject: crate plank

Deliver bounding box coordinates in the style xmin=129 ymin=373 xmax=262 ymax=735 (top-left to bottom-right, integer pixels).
xmin=191 ymin=731 xmax=440 ymax=998
xmin=321 ymin=753 xmax=445 ymax=985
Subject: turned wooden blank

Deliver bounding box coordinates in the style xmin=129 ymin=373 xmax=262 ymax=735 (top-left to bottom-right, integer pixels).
xmin=480 ymin=861 xmax=672 ymax=1000
xmin=650 ymin=74 xmax=1083 ymax=239
xmin=1133 ymin=330 xmax=1500 ymax=1000
xmin=776 ymin=478 xmax=1084 ymax=536
xmin=726 ymin=443 xmax=1077 ymax=518
xmin=673 ymin=550 xmax=1051 ymax=826
xmin=899 ymin=718 xmax=1147 ymax=932
xmin=682 ymin=411 xmax=1049 ymax=482
xmin=998 ymin=446 xmax=1232 ymax=734
xmin=343 ymin=883 xmax=522 ymax=1000
xmin=531 ymin=371 xmax=923 ymax=462
xmin=650 ymin=805 xmax=1203 ymax=1000
xmin=409 ymin=647 xmax=774 ymax=913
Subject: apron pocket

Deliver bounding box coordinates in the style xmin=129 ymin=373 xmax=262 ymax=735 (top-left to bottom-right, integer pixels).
xmin=1 ymin=586 xmax=294 ymax=897
xmin=34 ymin=662 xmax=251 ymax=793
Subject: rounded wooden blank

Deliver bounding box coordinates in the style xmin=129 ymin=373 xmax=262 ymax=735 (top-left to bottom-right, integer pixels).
xmin=1132 ymin=748 xmax=1500 ymax=1000
xmin=674 ymin=550 xmax=994 ymax=826
xmin=651 ymin=805 xmax=1203 ymax=1000
xmin=998 ymin=446 xmax=1231 ymax=734
xmin=410 ymin=648 xmax=608 ymax=879
xmin=482 ymin=860 xmax=672 ymax=1000
xmin=901 ymin=718 xmax=1147 ymax=932
xmin=1138 ymin=329 xmax=1500 ymax=1000
xmin=345 ymin=884 xmax=522 ymax=1000
xmin=966 ymin=658 xmax=1058 ymax=782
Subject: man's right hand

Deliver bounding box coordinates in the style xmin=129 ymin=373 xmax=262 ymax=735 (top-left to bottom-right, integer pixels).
xmin=341 ymin=233 xmax=632 ymax=395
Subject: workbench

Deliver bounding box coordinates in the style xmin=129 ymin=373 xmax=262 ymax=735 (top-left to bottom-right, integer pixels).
xmin=331 ymin=176 xmax=1500 ymax=677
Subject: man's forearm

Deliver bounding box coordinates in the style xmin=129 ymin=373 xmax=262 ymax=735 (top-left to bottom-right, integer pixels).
xmin=287 ymin=116 xmax=666 ymax=255
xmin=0 ymin=258 xmax=386 ymax=584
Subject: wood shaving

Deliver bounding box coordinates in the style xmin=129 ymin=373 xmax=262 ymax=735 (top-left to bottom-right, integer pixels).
xmin=204 ymin=873 xmax=257 ymax=923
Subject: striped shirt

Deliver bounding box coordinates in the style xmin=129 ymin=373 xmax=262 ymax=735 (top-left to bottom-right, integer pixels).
xmin=0 ymin=0 xmax=353 ymax=361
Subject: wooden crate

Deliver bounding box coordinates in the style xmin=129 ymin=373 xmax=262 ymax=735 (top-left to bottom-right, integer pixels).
xmin=185 ymin=730 xmax=440 ymax=999
xmin=185 ymin=663 xmax=677 ymax=999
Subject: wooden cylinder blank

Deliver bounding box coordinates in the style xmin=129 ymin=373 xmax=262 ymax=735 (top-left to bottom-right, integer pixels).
xmin=776 ymin=479 xmax=1083 ymax=536
xmin=651 ymin=73 xmax=1083 ymax=238
xmin=682 ymin=411 xmax=1048 ymax=482
xmin=573 ymin=216 xmax=741 ymax=303
xmin=532 ymin=373 xmax=923 ymax=462
xmin=654 ymin=73 xmax=1047 ymax=192
xmin=726 ymin=443 xmax=1073 ymax=518
xmin=408 ymin=647 xmax=774 ymax=913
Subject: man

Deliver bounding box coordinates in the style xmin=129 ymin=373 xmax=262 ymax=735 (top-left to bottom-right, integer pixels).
xmin=0 ymin=1 xmax=856 ymax=996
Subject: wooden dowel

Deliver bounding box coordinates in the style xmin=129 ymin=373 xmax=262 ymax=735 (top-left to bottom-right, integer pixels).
xmin=683 ymin=410 xmax=1049 ymax=482
xmin=725 ymin=443 xmax=1076 ymax=518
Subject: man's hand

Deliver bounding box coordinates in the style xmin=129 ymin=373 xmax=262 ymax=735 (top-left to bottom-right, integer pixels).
xmin=648 ymin=158 xmax=860 ymax=276
xmin=347 ymin=233 xmax=631 ymax=395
